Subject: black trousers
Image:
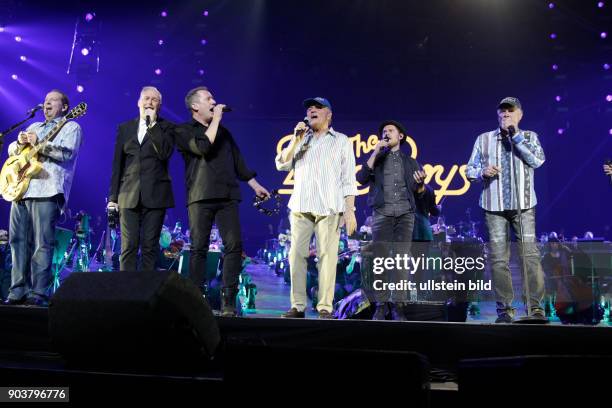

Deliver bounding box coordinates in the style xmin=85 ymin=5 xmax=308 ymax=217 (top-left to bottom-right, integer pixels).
xmin=370 ymin=211 xmax=415 ymax=303
xmin=119 ymin=204 xmax=166 ymax=272
xmin=188 ymin=200 xmax=243 ymax=291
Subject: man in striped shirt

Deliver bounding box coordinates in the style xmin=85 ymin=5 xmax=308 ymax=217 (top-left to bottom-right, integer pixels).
xmin=466 ymin=97 xmax=546 ymax=323
xmin=275 ymin=97 xmax=358 ymax=319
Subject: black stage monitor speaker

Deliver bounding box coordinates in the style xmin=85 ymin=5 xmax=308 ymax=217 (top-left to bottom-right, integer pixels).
xmin=49 ymin=271 xmax=220 ymax=368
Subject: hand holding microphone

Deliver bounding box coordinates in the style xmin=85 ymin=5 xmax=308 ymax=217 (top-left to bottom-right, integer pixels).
xmin=293 ymin=117 xmax=309 ymax=141
xmin=143 ymin=107 xmax=156 ymax=128
xmin=211 ymin=104 xmax=229 ymax=121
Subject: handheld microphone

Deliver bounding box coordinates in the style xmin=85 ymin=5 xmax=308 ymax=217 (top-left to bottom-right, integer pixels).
xmin=508 ymin=125 xmax=516 ymax=137
xmin=27 ymin=104 xmax=43 ymax=115
xmin=303 ymin=116 xmax=310 ymax=127
xmin=209 ymin=106 xmax=232 ymax=112
xmin=145 ymin=115 xmax=151 ymax=127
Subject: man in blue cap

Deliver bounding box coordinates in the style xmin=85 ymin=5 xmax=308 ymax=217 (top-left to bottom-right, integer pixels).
xmin=275 ymin=97 xmax=357 ymax=319
xmin=466 ymin=97 xmax=546 ymax=323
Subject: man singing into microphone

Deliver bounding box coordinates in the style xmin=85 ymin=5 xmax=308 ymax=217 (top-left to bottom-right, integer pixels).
xmin=108 ymin=86 xmax=175 ymax=272
xmin=174 ymin=87 xmax=269 ymax=317
xmin=276 ymin=97 xmax=358 ymax=319
xmin=357 ymin=120 xmax=427 ymax=320
xmin=466 ymin=97 xmax=546 ymax=323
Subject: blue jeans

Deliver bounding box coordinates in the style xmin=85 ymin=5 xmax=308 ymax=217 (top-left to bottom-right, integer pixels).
xmin=485 ymin=208 xmax=544 ymax=315
xmin=8 ymin=197 xmax=62 ymax=301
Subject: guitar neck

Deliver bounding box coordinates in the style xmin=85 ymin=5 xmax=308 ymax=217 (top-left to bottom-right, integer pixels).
xmin=25 ymin=117 xmax=68 ymax=160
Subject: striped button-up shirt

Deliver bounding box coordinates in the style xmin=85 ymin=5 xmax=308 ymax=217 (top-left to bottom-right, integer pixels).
xmin=8 ymin=118 xmax=82 ymax=204
xmin=466 ymin=128 xmax=545 ymax=212
xmin=275 ymin=127 xmax=357 ymax=216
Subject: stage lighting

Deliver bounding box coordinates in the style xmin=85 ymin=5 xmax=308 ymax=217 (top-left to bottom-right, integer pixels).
xmin=161 ymin=11 xmax=168 ymax=17
xmin=158 ymin=39 xmax=164 ymax=45
xmin=604 ymin=63 xmax=610 ymax=70
xmin=76 ymin=85 xmax=84 ymax=93
xmin=85 ymin=13 xmax=95 ymax=22
xmin=203 ymin=10 xmax=209 ymax=16
xmin=14 ymin=35 xmax=21 ymax=42
xmin=555 ymin=95 xmax=562 ymax=102
xmin=552 ymin=64 xmax=559 ymax=71
xmin=557 ymin=128 xmax=564 ymax=135
xmin=201 ymin=39 xmax=207 ymax=45
xmin=11 ymin=74 xmax=17 ymax=80
xmin=155 ymin=68 xmax=162 ymax=75
xmin=601 ymin=32 xmax=608 ymax=39
xmin=609 ymin=129 xmax=612 ymax=135
xmin=198 ymin=69 xmax=205 ymax=75
xmin=81 ymin=47 xmax=89 ymax=56
xmin=606 ymin=95 xmax=612 ymax=102
xmin=598 ymin=2 xmax=604 ymax=8
xmin=19 ymin=55 xmax=26 ymax=61
xmin=0 ymin=26 xmax=5 ymax=33
xmin=548 ymin=3 xmax=555 ymax=9
xmin=550 ymin=33 xmax=557 ymax=39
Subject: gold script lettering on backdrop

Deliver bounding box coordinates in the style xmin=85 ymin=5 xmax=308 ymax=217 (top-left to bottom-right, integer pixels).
xmin=275 ymin=133 xmax=470 ymax=204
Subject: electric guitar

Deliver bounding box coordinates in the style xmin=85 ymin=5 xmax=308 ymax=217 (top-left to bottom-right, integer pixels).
xmin=0 ymin=102 xmax=87 ymax=202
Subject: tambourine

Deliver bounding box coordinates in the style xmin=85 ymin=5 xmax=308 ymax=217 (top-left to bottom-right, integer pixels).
xmin=253 ymin=189 xmax=281 ymax=216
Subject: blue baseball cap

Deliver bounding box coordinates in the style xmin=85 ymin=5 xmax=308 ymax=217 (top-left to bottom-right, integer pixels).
xmin=497 ymin=97 xmax=522 ymax=110
xmin=303 ymin=97 xmax=332 ymax=110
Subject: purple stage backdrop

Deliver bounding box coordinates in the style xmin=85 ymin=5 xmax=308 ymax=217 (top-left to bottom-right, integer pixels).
xmin=0 ymin=1 xmax=610 ymax=254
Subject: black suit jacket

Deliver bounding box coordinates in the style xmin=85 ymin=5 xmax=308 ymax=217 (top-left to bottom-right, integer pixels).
xmin=356 ymin=149 xmax=422 ymax=211
xmin=109 ymin=117 xmax=175 ymax=209
xmin=173 ymin=120 xmax=256 ymax=205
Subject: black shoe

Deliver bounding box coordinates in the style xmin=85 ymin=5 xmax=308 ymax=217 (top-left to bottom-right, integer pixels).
xmin=3 ymin=296 xmax=26 ymax=306
xmin=281 ymin=308 xmax=305 ymax=318
xmin=24 ymin=297 xmax=49 ymax=307
xmin=318 ymin=310 xmax=334 ymax=319
xmin=221 ymin=288 xmax=238 ymax=317
xmin=495 ymin=312 xmax=514 ymax=323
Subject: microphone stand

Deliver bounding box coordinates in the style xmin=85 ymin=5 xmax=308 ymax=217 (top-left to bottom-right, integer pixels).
xmin=509 ymin=128 xmax=548 ymax=324
xmin=0 ymin=111 xmax=38 ymax=153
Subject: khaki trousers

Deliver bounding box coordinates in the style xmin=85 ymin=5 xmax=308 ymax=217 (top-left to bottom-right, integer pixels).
xmin=289 ymin=212 xmax=341 ymax=313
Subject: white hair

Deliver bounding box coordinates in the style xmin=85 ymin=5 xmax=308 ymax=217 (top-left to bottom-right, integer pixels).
xmin=140 ymin=86 xmax=162 ymax=103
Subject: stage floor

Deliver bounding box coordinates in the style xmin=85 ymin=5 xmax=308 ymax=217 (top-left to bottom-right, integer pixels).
xmin=241 ymin=260 xmax=612 ymax=326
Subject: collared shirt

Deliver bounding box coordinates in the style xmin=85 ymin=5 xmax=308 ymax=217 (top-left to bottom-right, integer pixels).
xmin=378 ymin=150 xmax=411 ymax=217
xmin=466 ymin=128 xmax=545 ymax=212
xmin=8 ymin=117 xmax=82 ymax=204
xmin=275 ymin=127 xmax=357 ymax=216
xmin=137 ymin=118 xmax=156 ymax=144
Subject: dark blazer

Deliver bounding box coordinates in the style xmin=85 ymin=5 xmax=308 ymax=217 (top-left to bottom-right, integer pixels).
xmin=109 ymin=117 xmax=175 ymax=209
xmin=356 ymin=149 xmax=422 ymax=211
xmin=173 ymin=120 xmax=256 ymax=205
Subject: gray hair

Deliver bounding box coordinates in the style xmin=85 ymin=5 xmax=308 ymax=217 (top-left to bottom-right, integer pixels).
xmin=140 ymin=86 xmax=162 ymax=103
xmin=184 ymin=86 xmax=209 ymax=111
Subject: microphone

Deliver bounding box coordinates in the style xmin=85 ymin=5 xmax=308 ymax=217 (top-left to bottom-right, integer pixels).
xmin=27 ymin=104 xmax=43 ymax=115
xmin=302 ymin=116 xmax=310 ymax=127
xmin=145 ymin=115 xmax=151 ymax=127
xmin=209 ymin=106 xmax=232 ymax=113
xmin=606 ymin=159 xmax=612 ymax=185
xmin=507 ymin=125 xmax=516 ymax=137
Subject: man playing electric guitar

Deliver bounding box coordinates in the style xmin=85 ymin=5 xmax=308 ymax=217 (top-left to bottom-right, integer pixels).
xmin=3 ymin=89 xmax=82 ymax=307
